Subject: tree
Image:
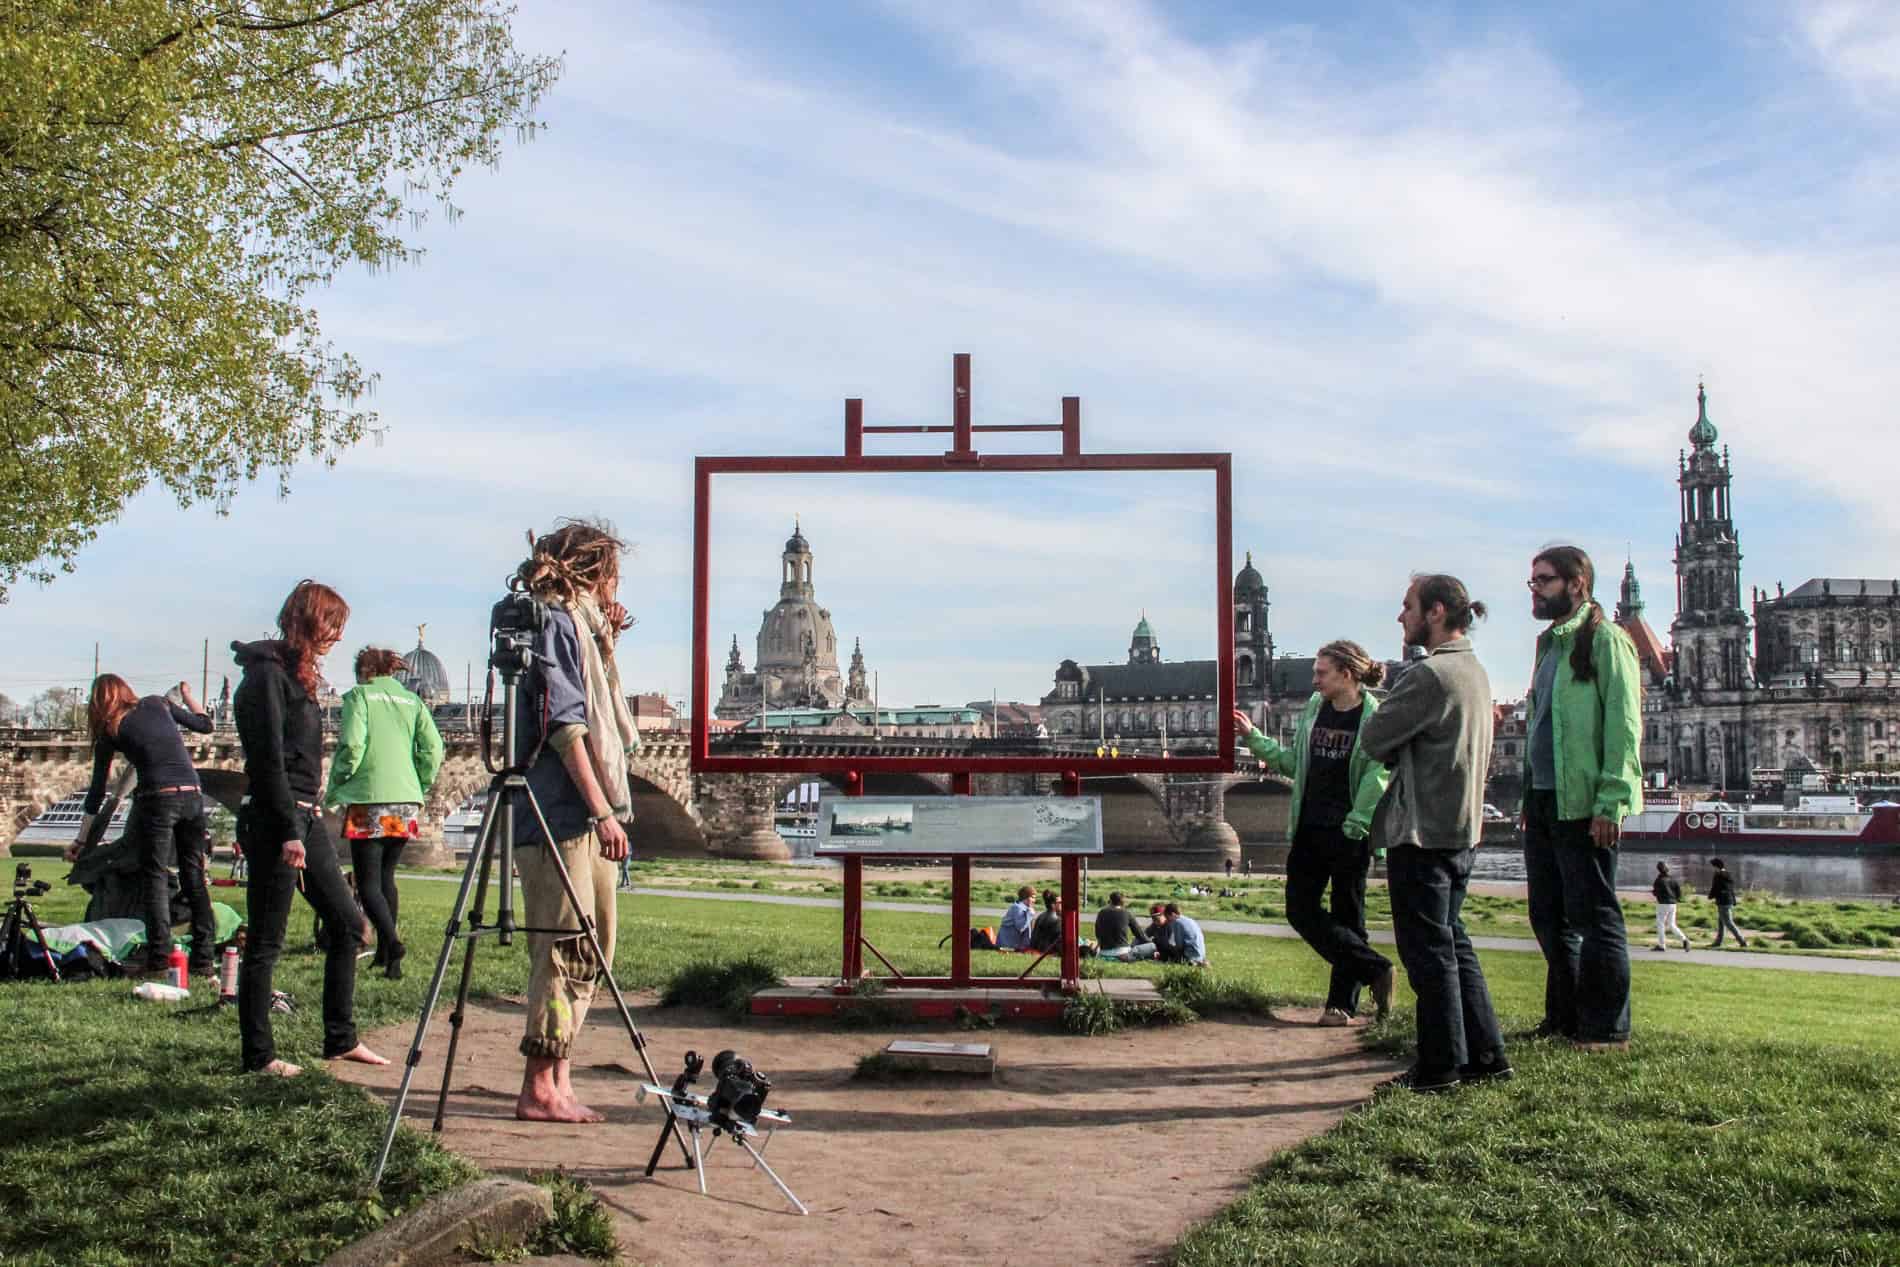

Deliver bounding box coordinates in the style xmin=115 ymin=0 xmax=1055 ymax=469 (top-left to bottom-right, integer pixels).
xmin=28 ymin=686 xmax=85 ymax=730
xmin=0 ymin=1 xmax=560 ymax=597
xmin=0 ymin=692 xmax=17 ymax=724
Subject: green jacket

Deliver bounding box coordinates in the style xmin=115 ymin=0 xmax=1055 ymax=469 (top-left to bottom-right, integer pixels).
xmin=324 ymin=676 xmax=444 ymax=809
xmin=1524 ymin=605 xmax=1646 ymax=822
xmin=1241 ymin=692 xmax=1393 ymax=842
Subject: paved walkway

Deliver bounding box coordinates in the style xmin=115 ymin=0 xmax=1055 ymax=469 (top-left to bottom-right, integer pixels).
xmin=610 ymin=886 xmax=1900 ymax=979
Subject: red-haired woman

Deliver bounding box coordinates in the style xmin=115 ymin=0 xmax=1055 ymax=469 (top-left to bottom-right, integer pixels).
xmin=72 ymin=674 xmax=215 ymax=976
xmin=231 ymin=581 xmax=385 ymax=1076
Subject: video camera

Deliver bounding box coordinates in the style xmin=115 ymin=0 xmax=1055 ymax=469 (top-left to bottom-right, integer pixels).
xmin=488 ymin=592 xmax=549 ymax=677
xmin=13 ymin=864 xmax=49 ymax=901
xmin=708 ymin=1049 xmax=772 ymax=1130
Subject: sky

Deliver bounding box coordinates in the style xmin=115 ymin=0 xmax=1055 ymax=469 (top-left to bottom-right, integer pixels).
xmin=5 ymin=0 xmax=1900 ymax=712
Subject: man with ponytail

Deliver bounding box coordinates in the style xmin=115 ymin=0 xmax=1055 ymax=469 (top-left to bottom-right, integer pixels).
xmin=1359 ymin=574 xmax=1508 ymax=1092
xmin=1522 ymin=545 xmax=1645 ymax=1051
xmin=508 ymin=519 xmax=639 ymax=1124
xmin=1232 ymin=639 xmax=1396 ymax=1025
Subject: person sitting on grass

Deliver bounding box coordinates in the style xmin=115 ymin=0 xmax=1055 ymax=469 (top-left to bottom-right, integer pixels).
xmin=1156 ymin=903 xmax=1207 ymax=965
xmin=1030 ymin=891 xmax=1063 ymax=954
xmin=998 ymin=884 xmax=1037 ymax=951
xmin=1094 ymin=891 xmax=1154 ymax=960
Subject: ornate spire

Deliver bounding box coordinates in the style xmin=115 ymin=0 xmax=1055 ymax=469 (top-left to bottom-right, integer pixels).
xmin=1617 ymin=559 xmax=1644 ymax=622
xmin=725 ymin=634 xmax=744 ymax=675
xmin=1688 ymin=380 xmax=1718 ymax=449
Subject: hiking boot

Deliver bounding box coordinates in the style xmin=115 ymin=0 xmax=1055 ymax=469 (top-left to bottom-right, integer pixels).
xmin=1459 ymin=1052 xmax=1514 ymax=1084
xmin=1377 ymin=1066 xmax=1460 ymax=1095
xmin=1573 ymin=1038 xmax=1630 ymax=1053
xmin=1316 ymin=1007 xmax=1352 ymax=1028
xmin=1369 ymin=964 xmax=1395 ymax=1021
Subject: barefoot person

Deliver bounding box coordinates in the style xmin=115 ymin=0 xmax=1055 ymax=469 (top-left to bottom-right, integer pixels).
xmin=72 ymin=675 xmax=216 ymax=978
xmin=232 ymin=581 xmax=385 ymax=1076
xmin=324 ymin=646 xmax=445 ymax=982
xmin=1360 ymin=574 xmax=1509 ymax=1092
xmin=1232 ymin=639 xmax=1396 ymax=1026
xmin=509 ymin=520 xmax=638 ymax=1123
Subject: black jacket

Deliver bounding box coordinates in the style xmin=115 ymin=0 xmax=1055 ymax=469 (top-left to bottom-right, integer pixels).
xmin=232 ymin=639 xmax=323 ymax=845
xmin=1652 ymin=875 xmax=1682 ymax=904
xmin=1708 ymin=869 xmax=1737 ymax=905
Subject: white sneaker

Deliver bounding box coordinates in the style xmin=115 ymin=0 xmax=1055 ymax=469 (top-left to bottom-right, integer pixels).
xmin=1317 ymin=1007 xmax=1352 ymax=1028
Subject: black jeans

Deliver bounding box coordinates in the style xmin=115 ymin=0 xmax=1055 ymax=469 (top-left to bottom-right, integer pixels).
xmin=1386 ymin=844 xmax=1504 ymax=1077
xmin=1523 ymin=790 xmax=1632 ymax=1042
xmin=349 ymin=836 xmax=406 ymax=955
xmin=237 ymin=806 xmax=361 ymax=1070
xmin=134 ymin=790 xmax=214 ymax=967
xmin=1285 ymin=825 xmax=1391 ymax=1014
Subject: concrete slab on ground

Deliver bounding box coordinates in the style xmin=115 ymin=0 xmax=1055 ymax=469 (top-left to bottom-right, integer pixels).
xmin=750 ymin=974 xmax=1160 ymax=1021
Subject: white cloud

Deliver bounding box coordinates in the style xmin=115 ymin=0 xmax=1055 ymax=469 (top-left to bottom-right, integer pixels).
xmin=1799 ymin=0 xmax=1900 ymax=98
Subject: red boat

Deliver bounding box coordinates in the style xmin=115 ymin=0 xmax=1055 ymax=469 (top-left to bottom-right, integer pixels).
xmin=1621 ymin=797 xmax=1900 ymax=852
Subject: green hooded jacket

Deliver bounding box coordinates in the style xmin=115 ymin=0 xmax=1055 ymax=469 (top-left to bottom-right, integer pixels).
xmin=324 ymin=676 xmax=445 ymax=809
xmin=1524 ymin=605 xmax=1646 ymax=823
xmin=1241 ymin=691 xmax=1393 ymax=842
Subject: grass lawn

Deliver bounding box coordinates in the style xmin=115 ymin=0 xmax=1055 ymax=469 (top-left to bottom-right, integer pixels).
xmin=2 ymin=862 xmax=1898 ymax=1264
xmin=612 ymin=855 xmax=1900 ymax=959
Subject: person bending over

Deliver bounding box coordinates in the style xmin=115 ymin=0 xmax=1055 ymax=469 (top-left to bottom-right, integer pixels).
xmin=73 ymin=675 xmax=215 ymax=978
xmin=509 ymin=520 xmax=639 ymax=1123
xmin=232 ymin=581 xmax=385 ymax=1076
xmin=324 ymin=646 xmax=444 ymax=982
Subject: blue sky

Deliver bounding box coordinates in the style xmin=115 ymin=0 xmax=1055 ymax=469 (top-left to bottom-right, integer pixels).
xmin=5 ymin=0 xmax=1899 ymax=712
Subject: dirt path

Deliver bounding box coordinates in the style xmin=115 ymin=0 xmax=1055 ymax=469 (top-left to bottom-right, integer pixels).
xmin=339 ymin=995 xmax=1398 ymax=1267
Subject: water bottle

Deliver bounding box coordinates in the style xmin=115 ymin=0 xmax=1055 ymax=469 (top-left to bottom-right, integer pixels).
xmin=168 ymin=946 xmax=189 ymax=991
xmin=219 ymin=946 xmax=240 ymax=1000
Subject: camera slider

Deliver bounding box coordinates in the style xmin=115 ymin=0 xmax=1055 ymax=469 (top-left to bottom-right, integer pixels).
xmin=636 ymin=1081 xmax=806 ymax=1215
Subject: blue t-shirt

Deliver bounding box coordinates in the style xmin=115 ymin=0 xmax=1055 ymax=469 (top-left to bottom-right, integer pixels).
xmin=508 ymin=608 xmax=591 ymax=847
xmin=1529 ymin=647 xmax=1560 ymax=791
xmin=1172 ymin=914 xmax=1207 ymax=963
xmin=998 ymin=900 xmax=1034 ymax=950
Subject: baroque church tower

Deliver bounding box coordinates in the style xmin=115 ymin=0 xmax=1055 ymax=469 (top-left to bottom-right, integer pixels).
xmin=1671 ymin=384 xmax=1748 ymax=694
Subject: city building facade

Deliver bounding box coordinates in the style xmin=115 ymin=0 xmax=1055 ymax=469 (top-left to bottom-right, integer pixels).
xmin=715 ymin=522 xmax=874 ymax=720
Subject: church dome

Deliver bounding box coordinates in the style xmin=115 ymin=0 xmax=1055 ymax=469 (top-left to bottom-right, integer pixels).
xmin=785 ymin=517 xmax=810 ymax=554
xmin=1236 ymin=550 xmax=1265 ymax=596
xmin=1131 ymin=614 xmax=1156 ymax=644
xmin=402 ymin=635 xmax=451 ymax=704
xmin=1688 ymin=382 xmax=1718 ymax=448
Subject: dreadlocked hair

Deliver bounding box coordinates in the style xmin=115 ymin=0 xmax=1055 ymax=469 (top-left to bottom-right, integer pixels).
xmin=512 ymin=518 xmax=630 ymax=605
xmin=1316 ymin=639 xmax=1385 ymax=688
xmin=1534 ymin=544 xmax=1603 ymax=683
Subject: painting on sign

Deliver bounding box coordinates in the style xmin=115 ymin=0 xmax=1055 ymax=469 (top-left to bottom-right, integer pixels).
xmin=829 ymin=801 xmax=915 ymax=837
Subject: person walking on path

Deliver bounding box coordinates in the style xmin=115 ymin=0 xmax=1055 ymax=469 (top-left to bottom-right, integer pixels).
xmin=1360 ymin=574 xmax=1509 ymax=1093
xmin=72 ymin=675 xmax=216 ymax=977
xmin=1708 ymin=858 xmax=1748 ymax=947
xmin=1652 ymin=861 xmax=1691 ymax=951
xmin=1520 ymin=545 xmax=1645 ymax=1051
xmin=1232 ymin=639 xmax=1396 ymax=1026
xmin=323 ymin=646 xmax=445 ymax=982
xmin=233 ymin=581 xmax=386 ymax=1077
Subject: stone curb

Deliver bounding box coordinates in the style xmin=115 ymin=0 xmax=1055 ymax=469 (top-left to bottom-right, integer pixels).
xmin=320 ymin=1176 xmax=553 ymax=1267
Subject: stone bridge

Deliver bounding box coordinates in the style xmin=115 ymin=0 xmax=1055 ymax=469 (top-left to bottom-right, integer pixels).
xmin=0 ymin=729 xmax=1293 ymax=868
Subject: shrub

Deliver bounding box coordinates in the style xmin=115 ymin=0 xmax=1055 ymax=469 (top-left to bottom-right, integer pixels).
xmin=1156 ymin=969 xmax=1277 ymax=1020
xmin=1785 ymin=923 xmax=1829 ymax=950
xmin=659 ymin=955 xmax=784 ymax=1017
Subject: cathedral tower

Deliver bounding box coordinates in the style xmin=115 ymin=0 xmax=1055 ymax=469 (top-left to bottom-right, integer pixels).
xmin=1671 ymin=383 xmax=1748 ymax=693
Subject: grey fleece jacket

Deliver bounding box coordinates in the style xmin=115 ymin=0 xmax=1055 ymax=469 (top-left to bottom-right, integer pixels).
xmin=1358 ymin=636 xmax=1494 ymax=851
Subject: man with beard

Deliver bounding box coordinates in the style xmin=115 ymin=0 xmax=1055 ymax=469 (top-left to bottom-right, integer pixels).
xmin=1359 ymin=574 xmax=1508 ymax=1092
xmin=1522 ymin=546 xmax=1645 ymax=1050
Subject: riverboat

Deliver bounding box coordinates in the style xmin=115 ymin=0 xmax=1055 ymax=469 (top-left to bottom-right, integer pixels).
xmin=1621 ymin=796 xmax=1900 ymax=852
xmin=14 ymin=791 xmax=130 ymax=850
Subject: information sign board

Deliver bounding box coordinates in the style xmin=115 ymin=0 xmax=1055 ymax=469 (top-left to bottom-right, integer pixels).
xmin=815 ymin=796 xmax=1104 ymax=856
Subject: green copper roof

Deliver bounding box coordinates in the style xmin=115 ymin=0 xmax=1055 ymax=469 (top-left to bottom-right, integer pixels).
xmin=1132 ymin=613 xmax=1156 ymax=641
xmin=1689 ymin=382 xmax=1718 ymax=448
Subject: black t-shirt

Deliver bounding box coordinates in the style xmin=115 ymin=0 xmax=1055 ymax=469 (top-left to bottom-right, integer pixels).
xmin=1094 ymin=905 xmax=1143 ymax=950
xmin=1298 ymin=699 xmax=1363 ymax=831
xmin=1030 ymin=909 xmax=1062 ymax=953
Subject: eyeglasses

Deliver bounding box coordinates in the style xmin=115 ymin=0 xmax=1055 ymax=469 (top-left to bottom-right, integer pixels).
xmin=1526 ymin=573 xmax=1563 ymax=588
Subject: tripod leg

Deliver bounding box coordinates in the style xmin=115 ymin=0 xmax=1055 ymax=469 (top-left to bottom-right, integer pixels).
xmin=692 ymin=1127 xmax=707 ymax=1195
xmin=432 ymin=792 xmax=507 ymax=1133
xmin=734 ymin=1134 xmax=809 ymax=1215
xmin=517 ymin=788 xmax=693 ymax=1167
xmin=369 ymin=802 xmax=499 ymax=1190
xmin=20 ymin=904 xmax=60 ymax=983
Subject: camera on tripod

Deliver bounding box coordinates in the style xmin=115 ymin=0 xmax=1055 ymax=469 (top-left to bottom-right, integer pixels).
xmin=13 ymin=864 xmax=49 ymax=900
xmin=489 ymin=592 xmax=548 ymax=676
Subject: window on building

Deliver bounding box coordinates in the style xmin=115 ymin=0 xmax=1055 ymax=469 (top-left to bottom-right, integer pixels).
xmin=1169 ymin=709 xmax=1182 ymax=732
xmin=1237 ymin=655 xmax=1254 ymax=686
xmin=1877 ymin=721 xmax=1887 ymax=740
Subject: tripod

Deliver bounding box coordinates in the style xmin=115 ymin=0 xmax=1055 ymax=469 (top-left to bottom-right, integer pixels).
xmin=0 ymin=875 xmax=59 ymax=982
xmin=370 ymin=619 xmax=690 ymax=1188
